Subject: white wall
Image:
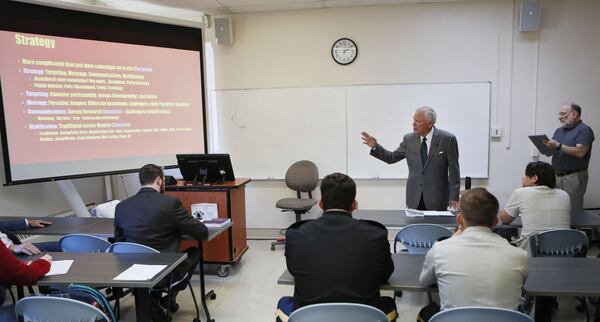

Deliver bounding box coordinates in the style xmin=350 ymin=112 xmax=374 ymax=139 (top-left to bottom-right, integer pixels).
xmin=116 ymin=0 xmax=599 ymax=230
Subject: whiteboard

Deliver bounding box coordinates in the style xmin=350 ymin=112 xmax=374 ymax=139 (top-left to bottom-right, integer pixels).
xmin=214 ymin=87 xmax=347 ymax=179
xmin=347 ymin=82 xmax=490 ymax=178
xmin=215 ymin=82 xmax=490 ymax=179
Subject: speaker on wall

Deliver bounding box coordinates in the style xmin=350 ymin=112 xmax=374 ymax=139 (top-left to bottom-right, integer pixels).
xmin=520 ymin=0 xmax=540 ymax=32
xmin=214 ymin=17 xmax=233 ymax=45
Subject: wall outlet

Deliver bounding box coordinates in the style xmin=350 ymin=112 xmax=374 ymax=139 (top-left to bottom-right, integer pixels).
xmin=491 ymin=127 xmax=502 ymax=138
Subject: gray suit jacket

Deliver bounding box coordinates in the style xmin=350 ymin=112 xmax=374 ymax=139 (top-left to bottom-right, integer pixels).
xmin=370 ymin=127 xmax=460 ymax=210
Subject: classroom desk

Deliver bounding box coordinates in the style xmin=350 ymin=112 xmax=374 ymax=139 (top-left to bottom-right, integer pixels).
xmin=354 ymin=210 xmax=457 ymax=227
xmin=353 ymin=209 xmax=600 ymax=229
xmin=21 ymin=252 xmax=186 ymax=322
xmin=2 ymin=216 xmax=230 ymax=322
xmin=277 ymin=253 xmax=434 ymax=292
xmin=524 ymin=257 xmax=600 ymax=322
xmin=278 ymin=253 xmax=600 ymax=322
xmin=0 ymin=216 xmax=107 ymax=235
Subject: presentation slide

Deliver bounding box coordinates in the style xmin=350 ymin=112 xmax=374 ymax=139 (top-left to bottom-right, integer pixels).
xmin=0 ymin=30 xmax=205 ymax=182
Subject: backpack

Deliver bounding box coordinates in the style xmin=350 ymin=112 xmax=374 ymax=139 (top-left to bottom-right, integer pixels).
xmin=46 ymin=284 xmax=117 ymax=322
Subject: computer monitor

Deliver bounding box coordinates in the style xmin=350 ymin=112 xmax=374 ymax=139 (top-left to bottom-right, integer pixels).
xmin=176 ymin=154 xmax=235 ymax=184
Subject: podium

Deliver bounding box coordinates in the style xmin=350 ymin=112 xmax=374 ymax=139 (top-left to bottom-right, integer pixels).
xmin=166 ymin=178 xmax=250 ymax=275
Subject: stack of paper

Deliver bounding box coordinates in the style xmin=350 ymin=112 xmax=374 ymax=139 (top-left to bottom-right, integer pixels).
xmin=405 ymin=209 xmax=455 ymax=217
xmin=203 ymin=218 xmax=231 ymax=228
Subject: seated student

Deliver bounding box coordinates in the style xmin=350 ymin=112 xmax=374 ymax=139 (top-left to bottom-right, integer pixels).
xmin=0 ymin=243 xmax=52 ymax=322
xmin=0 ymin=218 xmax=52 ymax=231
xmin=419 ymin=188 xmax=528 ymax=318
xmin=114 ymin=164 xmax=208 ymax=322
xmin=1 ymin=218 xmax=60 ymax=253
xmin=500 ymin=161 xmax=571 ymax=250
xmin=278 ymin=173 xmax=397 ymax=322
xmin=0 ymin=219 xmax=57 ymax=308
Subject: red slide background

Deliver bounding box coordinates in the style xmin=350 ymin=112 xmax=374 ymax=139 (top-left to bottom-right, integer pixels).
xmin=0 ymin=30 xmax=205 ymax=165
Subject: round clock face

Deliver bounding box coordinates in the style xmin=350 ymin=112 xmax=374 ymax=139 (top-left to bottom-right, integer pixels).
xmin=331 ymin=38 xmax=358 ymax=65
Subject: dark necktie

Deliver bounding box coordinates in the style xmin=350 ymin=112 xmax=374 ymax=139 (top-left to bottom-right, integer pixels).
xmin=421 ymin=137 xmax=428 ymax=166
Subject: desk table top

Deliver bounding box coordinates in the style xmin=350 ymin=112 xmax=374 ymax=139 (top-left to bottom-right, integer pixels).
xmin=278 ymin=253 xmax=600 ymax=296
xmin=22 ymin=252 xmax=186 ymax=288
xmin=1 ymin=216 xmax=231 ymax=241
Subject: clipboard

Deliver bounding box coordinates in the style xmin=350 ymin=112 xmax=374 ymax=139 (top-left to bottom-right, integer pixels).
xmin=528 ymin=135 xmax=556 ymax=155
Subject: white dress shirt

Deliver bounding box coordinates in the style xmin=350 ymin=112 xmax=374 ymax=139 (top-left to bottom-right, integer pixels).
xmin=419 ymin=226 xmax=528 ymax=311
xmin=0 ymin=232 xmax=14 ymax=248
xmin=504 ymin=186 xmax=571 ymax=236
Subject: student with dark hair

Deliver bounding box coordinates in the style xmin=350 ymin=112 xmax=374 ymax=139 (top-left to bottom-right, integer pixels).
xmin=419 ymin=188 xmax=528 ymax=316
xmin=115 ymin=164 xmax=208 ymax=321
xmin=500 ymin=161 xmax=571 ymax=249
xmin=278 ymin=173 xmax=397 ymax=321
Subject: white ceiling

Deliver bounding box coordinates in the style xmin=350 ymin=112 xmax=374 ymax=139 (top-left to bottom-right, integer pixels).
xmin=55 ymin=0 xmax=476 ymax=21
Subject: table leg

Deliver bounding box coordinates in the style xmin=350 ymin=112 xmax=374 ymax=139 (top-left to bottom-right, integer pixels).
xmin=534 ymin=296 xmax=552 ymax=322
xmin=16 ymin=286 xmax=25 ymax=299
xmin=199 ymin=243 xmax=215 ymax=322
xmin=134 ymin=288 xmax=152 ymax=322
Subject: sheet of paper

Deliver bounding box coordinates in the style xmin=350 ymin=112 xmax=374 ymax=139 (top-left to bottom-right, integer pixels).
xmin=405 ymin=209 xmax=424 ymax=217
xmin=46 ymin=260 xmax=74 ymax=276
xmin=422 ymin=211 xmax=455 ymax=217
xmin=113 ymin=264 xmax=167 ymax=281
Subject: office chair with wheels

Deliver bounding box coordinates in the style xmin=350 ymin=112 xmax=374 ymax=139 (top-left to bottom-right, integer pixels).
xmin=394 ymin=224 xmax=453 ymax=254
xmin=59 ymin=234 xmax=112 ymax=253
xmin=429 ymin=306 xmax=533 ymax=322
xmin=15 ymin=296 xmax=110 ymax=322
xmin=107 ymin=242 xmax=202 ymax=322
xmin=271 ymin=160 xmax=319 ymax=251
xmin=288 ymin=303 xmax=388 ymax=322
xmin=529 ymin=229 xmax=589 ymax=321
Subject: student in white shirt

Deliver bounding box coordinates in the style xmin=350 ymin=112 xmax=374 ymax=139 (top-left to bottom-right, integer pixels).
xmin=500 ymin=161 xmax=571 ymax=250
xmin=419 ymin=188 xmax=528 ymax=313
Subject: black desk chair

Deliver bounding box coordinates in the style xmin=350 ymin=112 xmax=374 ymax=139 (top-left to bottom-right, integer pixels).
xmin=271 ymin=160 xmax=319 ymax=251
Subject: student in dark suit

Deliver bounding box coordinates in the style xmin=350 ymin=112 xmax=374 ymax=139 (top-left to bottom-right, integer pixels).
xmin=114 ymin=164 xmax=208 ymax=321
xmin=277 ymin=173 xmax=397 ymax=322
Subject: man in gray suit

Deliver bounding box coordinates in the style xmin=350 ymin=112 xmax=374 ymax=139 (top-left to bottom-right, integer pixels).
xmin=361 ymin=106 xmax=460 ymax=210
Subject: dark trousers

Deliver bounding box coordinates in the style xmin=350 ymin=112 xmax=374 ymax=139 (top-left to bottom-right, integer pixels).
xmin=33 ymin=241 xmax=60 ymax=252
xmin=417 ymin=194 xmax=427 ymax=210
xmin=0 ymin=304 xmax=17 ymax=322
xmin=155 ymin=247 xmax=200 ymax=291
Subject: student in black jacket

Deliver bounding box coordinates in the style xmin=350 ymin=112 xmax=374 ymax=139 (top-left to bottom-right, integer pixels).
xmin=115 ymin=164 xmax=208 ymax=321
xmin=278 ymin=172 xmax=397 ymax=321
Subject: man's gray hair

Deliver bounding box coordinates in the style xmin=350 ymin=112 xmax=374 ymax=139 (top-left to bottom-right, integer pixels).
xmin=417 ymin=106 xmax=437 ymax=124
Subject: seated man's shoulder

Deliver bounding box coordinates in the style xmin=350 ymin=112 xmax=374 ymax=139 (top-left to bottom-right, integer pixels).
xmin=359 ymin=219 xmax=388 ymax=232
xmin=286 ymin=219 xmax=313 ymax=232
